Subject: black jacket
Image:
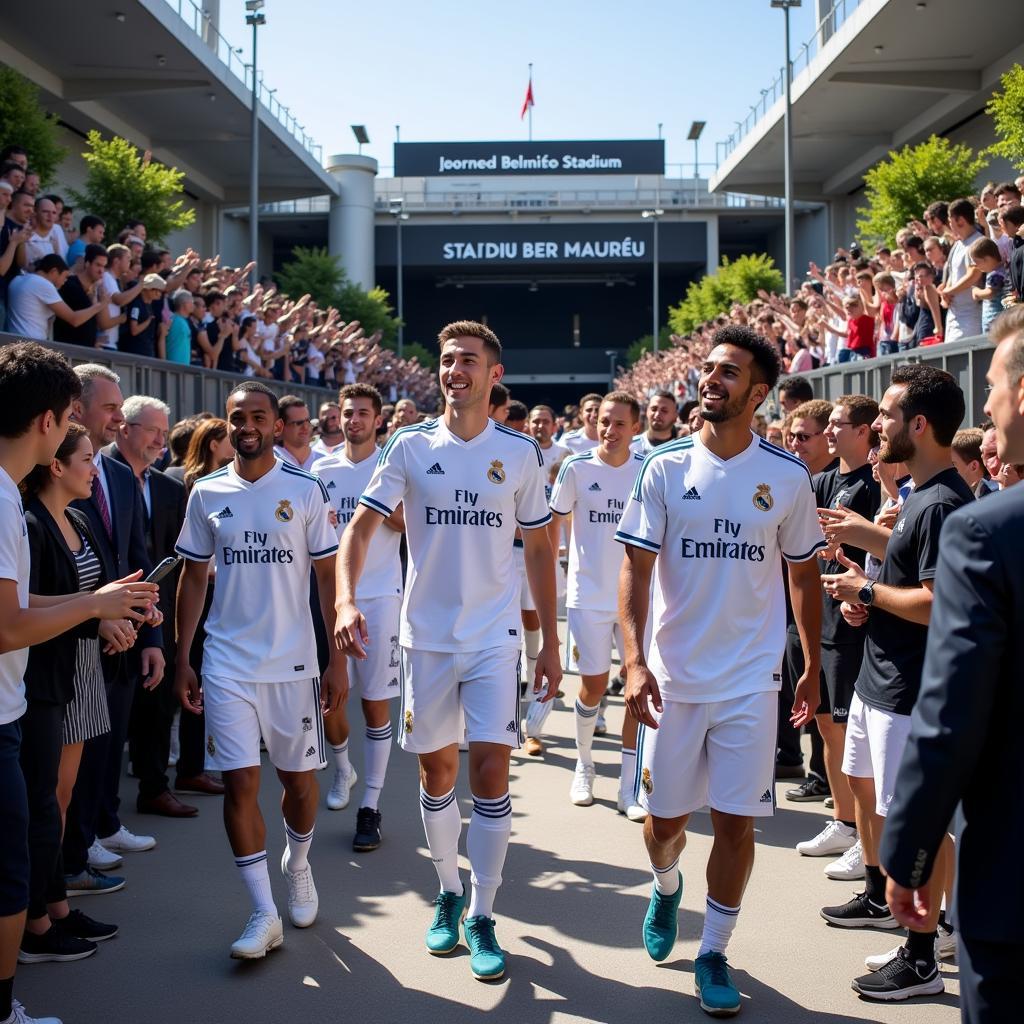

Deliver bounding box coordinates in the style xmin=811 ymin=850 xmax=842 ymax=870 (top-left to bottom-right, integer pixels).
xmin=23 ymin=500 xmax=108 ymax=705
xmin=880 ymin=486 xmax=1024 ymax=942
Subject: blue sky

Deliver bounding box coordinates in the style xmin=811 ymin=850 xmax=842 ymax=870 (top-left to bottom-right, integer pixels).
xmin=217 ymin=0 xmax=819 ymax=175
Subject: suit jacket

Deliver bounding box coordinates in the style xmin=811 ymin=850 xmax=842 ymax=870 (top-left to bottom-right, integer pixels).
xmin=102 ymin=444 xmax=185 ymax=664
xmin=880 ymin=485 xmax=1024 ymax=943
xmin=70 ymin=449 xmax=161 ymax=657
xmin=24 ymin=500 xmax=108 ymax=705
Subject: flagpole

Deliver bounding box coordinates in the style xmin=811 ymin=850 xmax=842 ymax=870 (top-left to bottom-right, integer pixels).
xmin=528 ymin=63 xmax=533 ymax=141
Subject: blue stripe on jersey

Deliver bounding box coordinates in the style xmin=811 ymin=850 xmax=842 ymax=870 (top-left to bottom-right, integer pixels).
xmin=310 ymin=543 xmax=339 ymax=558
xmin=281 ymin=462 xmax=332 ymax=502
xmin=784 ymin=540 xmax=828 ymax=562
xmin=758 ymin=439 xmax=813 ymax=484
xmin=553 ymin=449 xmax=594 ymax=487
xmin=549 ymin=506 xmax=572 ymax=517
xmin=614 ymin=529 xmax=661 ymax=552
xmin=176 ymin=543 xmax=214 ymax=561
xmin=518 ymin=512 xmax=552 ymax=528
xmin=379 ymin=420 xmax=438 ymax=463
xmin=494 ymin=421 xmax=544 ymax=466
xmin=631 ymin=437 xmax=694 ymax=499
xmin=360 ymin=494 xmax=394 ymax=517
xmin=197 ymin=466 xmax=229 ymax=484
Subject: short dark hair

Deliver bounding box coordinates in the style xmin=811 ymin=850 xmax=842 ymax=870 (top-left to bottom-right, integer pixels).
xmin=710 ymin=324 xmax=782 ymax=389
xmin=125 ymin=219 xmax=145 ymax=232
xmin=83 ymin=243 xmax=107 ymax=265
xmin=924 ymin=201 xmax=949 ymax=225
xmin=140 ymin=250 xmax=163 ymax=272
xmin=649 ymin=389 xmax=676 ymax=405
xmin=278 ymin=395 xmax=309 ymax=420
xmin=969 ymin=236 xmax=1001 ymax=262
xmin=0 ymin=145 xmax=27 ymax=163
xmin=505 ymin=400 xmax=528 ymax=424
xmin=1001 ymin=206 xmax=1024 ymax=230
xmin=994 ymin=181 xmax=1021 ymax=200
xmin=603 ymin=390 xmax=641 ymax=421
xmin=889 ymin=365 xmax=965 ymax=446
xmin=0 ymin=342 xmax=81 ymax=439
xmin=904 ymin=234 xmax=925 ymax=253
xmin=578 ymin=392 xmax=603 ymax=407
xmin=951 ymin=427 xmax=985 ymax=468
xmin=834 ymin=394 xmax=880 ymax=447
xmin=227 ymin=380 xmax=279 ymax=417
xmin=437 ymin=320 xmax=502 ymax=364
xmin=948 ymin=197 xmax=976 ymax=224
xmin=778 ymin=375 xmax=814 ymax=403
xmin=488 ymin=382 xmax=510 ymax=409
xmin=35 ymin=254 xmax=67 ymax=274
xmin=204 ymin=291 xmax=227 ymax=306
xmin=529 ymin=404 xmax=556 ymax=421
xmin=79 ymin=214 xmax=105 ymax=234
xmin=912 ymin=260 xmax=936 ymax=278
xmin=339 ymin=382 xmax=383 ymax=416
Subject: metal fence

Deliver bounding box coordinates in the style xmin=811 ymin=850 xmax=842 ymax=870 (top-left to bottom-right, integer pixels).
xmin=777 ymin=334 xmax=993 ymax=427
xmin=0 ymin=335 xmax=333 ymax=422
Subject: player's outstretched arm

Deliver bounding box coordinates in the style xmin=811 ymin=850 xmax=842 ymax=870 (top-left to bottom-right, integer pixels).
xmin=787 ymin=556 xmax=823 ymax=727
xmin=335 ymin=504 xmax=384 ymax=659
xmin=522 ymin=524 xmax=562 ymax=701
xmin=174 ymin=558 xmax=208 ymax=714
xmin=618 ymin=545 xmax=661 ymax=729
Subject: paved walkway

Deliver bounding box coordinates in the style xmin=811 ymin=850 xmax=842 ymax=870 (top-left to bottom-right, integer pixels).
xmin=18 ymin=646 xmax=960 ymax=1023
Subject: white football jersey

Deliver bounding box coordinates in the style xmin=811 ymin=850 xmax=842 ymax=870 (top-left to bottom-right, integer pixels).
xmin=550 ymin=449 xmax=645 ymax=612
xmin=175 ymin=459 xmax=338 ymax=682
xmin=561 ymin=429 xmax=599 ymax=455
xmin=616 ymin=433 xmax=825 ymax=703
xmin=360 ymin=417 xmax=551 ymax=653
xmin=312 ymin=450 xmax=402 ymax=601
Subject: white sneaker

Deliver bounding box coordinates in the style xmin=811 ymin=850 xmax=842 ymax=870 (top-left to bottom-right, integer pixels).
xmin=864 ymin=944 xmax=903 ymax=972
xmin=570 ymin=762 xmax=596 ymax=806
xmin=4 ymin=1000 xmax=62 ymax=1024
xmin=594 ymin=712 xmax=608 ymax=736
xmin=280 ymin=852 xmax=318 ymax=928
xmin=825 ymin=838 xmax=864 ymax=880
xmin=98 ymin=825 xmax=156 ymax=853
xmin=326 ymin=766 xmax=357 ymax=811
xmin=617 ymin=792 xmax=648 ymax=821
xmin=864 ymin=930 xmax=958 ymax=973
xmin=230 ymin=910 xmax=284 ymax=959
xmin=87 ymin=840 xmax=123 ymax=871
xmin=795 ymin=819 xmax=855 ymax=857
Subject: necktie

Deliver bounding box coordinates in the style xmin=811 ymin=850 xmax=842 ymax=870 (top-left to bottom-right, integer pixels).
xmin=92 ymin=473 xmax=113 ymax=541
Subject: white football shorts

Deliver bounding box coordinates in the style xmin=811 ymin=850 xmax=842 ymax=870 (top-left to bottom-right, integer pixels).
xmin=349 ymin=595 xmax=403 ymax=701
xmin=841 ymin=693 xmax=913 ymax=818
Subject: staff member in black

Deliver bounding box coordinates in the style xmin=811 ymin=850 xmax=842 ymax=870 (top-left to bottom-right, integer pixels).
xmin=881 ymin=309 xmax=1024 ymax=1023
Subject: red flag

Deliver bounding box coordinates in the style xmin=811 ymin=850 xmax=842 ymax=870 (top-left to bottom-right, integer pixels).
xmin=520 ymin=77 xmax=534 ymax=120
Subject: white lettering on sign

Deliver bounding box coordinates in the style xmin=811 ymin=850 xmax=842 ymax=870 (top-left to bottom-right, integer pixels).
xmin=441 ymin=238 xmax=646 ymax=262
xmin=436 ymin=153 xmax=626 ymax=174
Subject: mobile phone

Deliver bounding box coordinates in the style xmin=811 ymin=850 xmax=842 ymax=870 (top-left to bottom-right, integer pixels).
xmin=145 ymin=556 xmax=181 ymax=585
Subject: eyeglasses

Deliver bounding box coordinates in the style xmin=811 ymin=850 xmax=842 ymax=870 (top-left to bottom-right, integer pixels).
xmin=791 ymin=431 xmax=823 ymax=444
xmin=284 ymin=417 xmax=311 ymax=427
xmin=828 ymin=420 xmax=856 ymax=428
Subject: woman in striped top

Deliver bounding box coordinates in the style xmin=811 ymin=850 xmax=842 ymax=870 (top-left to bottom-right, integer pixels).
xmin=19 ymin=423 xmax=139 ymax=960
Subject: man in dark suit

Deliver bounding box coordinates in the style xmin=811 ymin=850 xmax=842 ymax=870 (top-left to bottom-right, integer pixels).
xmin=881 ymin=310 xmax=1024 ymax=1023
xmin=63 ymin=365 xmax=167 ymax=892
xmin=107 ymin=395 xmax=221 ymax=814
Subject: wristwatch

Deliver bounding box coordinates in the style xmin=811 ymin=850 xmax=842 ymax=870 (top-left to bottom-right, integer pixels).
xmin=857 ymin=580 xmax=876 ymax=606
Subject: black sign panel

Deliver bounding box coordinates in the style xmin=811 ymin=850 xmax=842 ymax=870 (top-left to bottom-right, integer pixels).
xmin=394 ymin=140 xmax=664 ymax=177
xmin=377 ymin=222 xmax=705 ymax=268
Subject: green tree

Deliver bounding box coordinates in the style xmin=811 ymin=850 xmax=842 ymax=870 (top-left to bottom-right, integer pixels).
xmin=987 ymin=64 xmax=1024 ymax=171
xmin=855 ymin=135 xmax=988 ymax=247
xmin=625 ymin=327 xmax=671 ymax=365
xmin=0 ymin=67 xmax=67 ymax=185
xmin=275 ymin=246 xmax=345 ymax=309
xmin=667 ymin=253 xmax=784 ymax=335
xmin=68 ymin=131 xmax=194 ymax=242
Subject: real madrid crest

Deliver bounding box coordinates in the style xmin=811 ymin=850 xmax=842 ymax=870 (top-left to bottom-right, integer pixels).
xmin=275 ymin=499 xmax=293 ymax=522
xmin=404 ymin=710 xmax=414 ymax=734
xmin=641 ymin=767 xmax=653 ymax=795
xmin=207 ymin=735 xmax=216 ymax=756
xmin=752 ymin=483 xmax=774 ymax=512
xmin=487 ymin=459 xmax=506 ymax=484
xmin=571 ymin=644 xmax=580 ymax=663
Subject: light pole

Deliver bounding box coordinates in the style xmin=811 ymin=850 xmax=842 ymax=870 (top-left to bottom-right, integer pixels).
xmin=642 ymin=208 xmax=664 ymax=353
xmin=605 ymin=349 xmax=618 ymax=387
xmin=771 ymin=0 xmax=801 ymax=293
xmin=687 ymin=121 xmax=705 ymax=204
xmin=391 ymin=199 xmax=409 ymax=359
xmin=245 ymin=1 xmax=265 ymax=289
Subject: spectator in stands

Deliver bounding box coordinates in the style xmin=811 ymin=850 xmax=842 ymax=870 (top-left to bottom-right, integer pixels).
xmin=938 ymin=198 xmax=984 ymax=342
xmin=59 ymin=206 xmax=76 ymax=248
xmin=162 ymin=289 xmax=193 ymax=365
xmin=22 ymin=172 xmax=40 ymax=198
xmin=119 ymin=274 xmax=165 ymax=358
xmin=53 ymin=245 xmax=113 ymax=349
xmin=65 ymin=216 xmax=105 ymax=267
xmin=1 ymin=191 xmax=34 ymax=326
xmin=923 ymin=236 xmax=948 ymax=277
xmin=923 ymin=201 xmax=952 ymax=244
xmin=969 ymin=236 xmax=1010 ymax=333
xmin=0 ymin=143 xmax=28 ymax=168
xmin=951 ymin=427 xmax=998 ymax=498
xmin=22 ymin=197 xmax=64 ymax=266
xmin=0 ymin=162 xmax=25 ymax=192
xmin=911 ymin=262 xmax=944 ymax=347
xmin=96 ymin=244 xmax=142 ymax=353
xmin=6 ymin=254 xmax=103 ymax=342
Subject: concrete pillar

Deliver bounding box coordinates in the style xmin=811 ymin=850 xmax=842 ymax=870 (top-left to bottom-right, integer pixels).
xmin=705 ymin=216 xmax=720 ymax=276
xmin=203 ymin=0 xmax=221 ymax=51
xmin=327 ymin=154 xmax=378 ymax=289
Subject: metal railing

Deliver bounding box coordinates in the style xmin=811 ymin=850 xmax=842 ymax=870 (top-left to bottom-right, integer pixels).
xmin=159 ymin=0 xmax=323 ymax=164
xmin=776 ymin=334 xmax=992 ymax=427
xmin=0 ymin=335 xmax=331 ymax=421
xmin=719 ymin=0 xmax=866 ymax=163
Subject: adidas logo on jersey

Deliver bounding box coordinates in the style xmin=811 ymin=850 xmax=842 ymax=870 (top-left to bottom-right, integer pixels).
xmin=589 ymin=482 xmax=602 ymax=491
xmin=325 ymin=479 xmax=336 ymax=489
xmin=759 ymin=788 xmax=773 ymax=804
xmin=505 ymin=720 xmax=518 ymax=733
xmin=682 ymin=486 xmax=701 ymax=500
xmin=214 ymin=506 xmax=234 ymax=519
xmin=426 ymin=462 xmax=445 ymax=475
xmin=305 ymin=746 xmax=316 ymax=758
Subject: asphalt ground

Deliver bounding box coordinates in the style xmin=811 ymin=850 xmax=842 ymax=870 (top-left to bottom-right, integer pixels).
xmin=17 ymin=629 xmax=961 ymax=1024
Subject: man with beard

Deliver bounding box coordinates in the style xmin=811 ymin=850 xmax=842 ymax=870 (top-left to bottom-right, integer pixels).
xmin=631 ymin=390 xmax=679 ymax=455
xmin=174 ymin=382 xmax=345 ymax=959
xmin=311 ymin=401 xmax=344 ymax=457
xmin=560 ymin=393 xmax=602 ymax=453
xmin=617 ymin=325 xmax=826 ymax=1016
xmin=820 ymin=365 xmax=972 ymax=1001
xmin=313 ymin=384 xmax=404 ymax=852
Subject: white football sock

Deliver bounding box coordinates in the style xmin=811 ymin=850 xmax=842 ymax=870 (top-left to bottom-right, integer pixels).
xmin=331 ymin=739 xmax=351 ymax=775
xmin=574 ymin=698 xmax=601 ymax=766
xmin=235 ymin=851 xmax=277 ymax=914
xmin=698 ymin=897 xmax=740 ymax=957
xmin=523 ymin=627 xmax=541 ymax=688
xmin=362 ymin=723 xmax=392 ymax=811
xmin=467 ymin=792 xmax=512 ymax=919
xmin=420 ymin=787 xmax=463 ymax=895
xmin=620 ymin=747 xmax=637 ymax=803
xmin=651 ymin=857 xmax=680 ymax=896
xmin=283 ymin=821 xmax=314 ymax=873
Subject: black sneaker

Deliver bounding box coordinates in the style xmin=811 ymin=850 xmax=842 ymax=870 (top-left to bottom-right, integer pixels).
xmin=852 ymin=946 xmax=944 ymax=1001
xmin=53 ymin=908 xmax=118 ymax=942
xmin=607 ymin=670 xmax=626 ymax=697
xmin=353 ymin=807 xmax=382 ymax=852
xmin=820 ymin=891 xmax=900 ymax=929
xmin=786 ymin=776 xmax=831 ymax=802
xmin=18 ymin=926 xmax=97 ymax=963
xmin=775 ymin=760 xmax=806 ymax=780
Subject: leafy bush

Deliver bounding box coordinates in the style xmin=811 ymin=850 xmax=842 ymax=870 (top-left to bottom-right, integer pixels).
xmin=667 ymin=254 xmax=784 ymax=335
xmin=0 ymin=68 xmax=67 ymax=185
xmin=987 ymin=64 xmax=1024 ymax=171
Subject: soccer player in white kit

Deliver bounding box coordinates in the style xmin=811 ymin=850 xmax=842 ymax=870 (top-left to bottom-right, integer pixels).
xmin=560 ymin=393 xmax=602 ymax=453
xmin=547 ymin=391 xmax=646 ymax=814
xmin=174 ymin=382 xmax=345 ymax=960
xmin=313 ymin=383 xmax=404 ymax=852
xmin=336 ymin=321 xmax=561 ymax=982
xmin=617 ymin=326 xmax=825 ymax=1017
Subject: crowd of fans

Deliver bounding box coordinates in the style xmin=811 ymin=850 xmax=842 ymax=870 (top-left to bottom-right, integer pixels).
xmin=0 ymin=143 xmax=437 ymax=409
xmin=617 ymin=175 xmax=1024 ymax=401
